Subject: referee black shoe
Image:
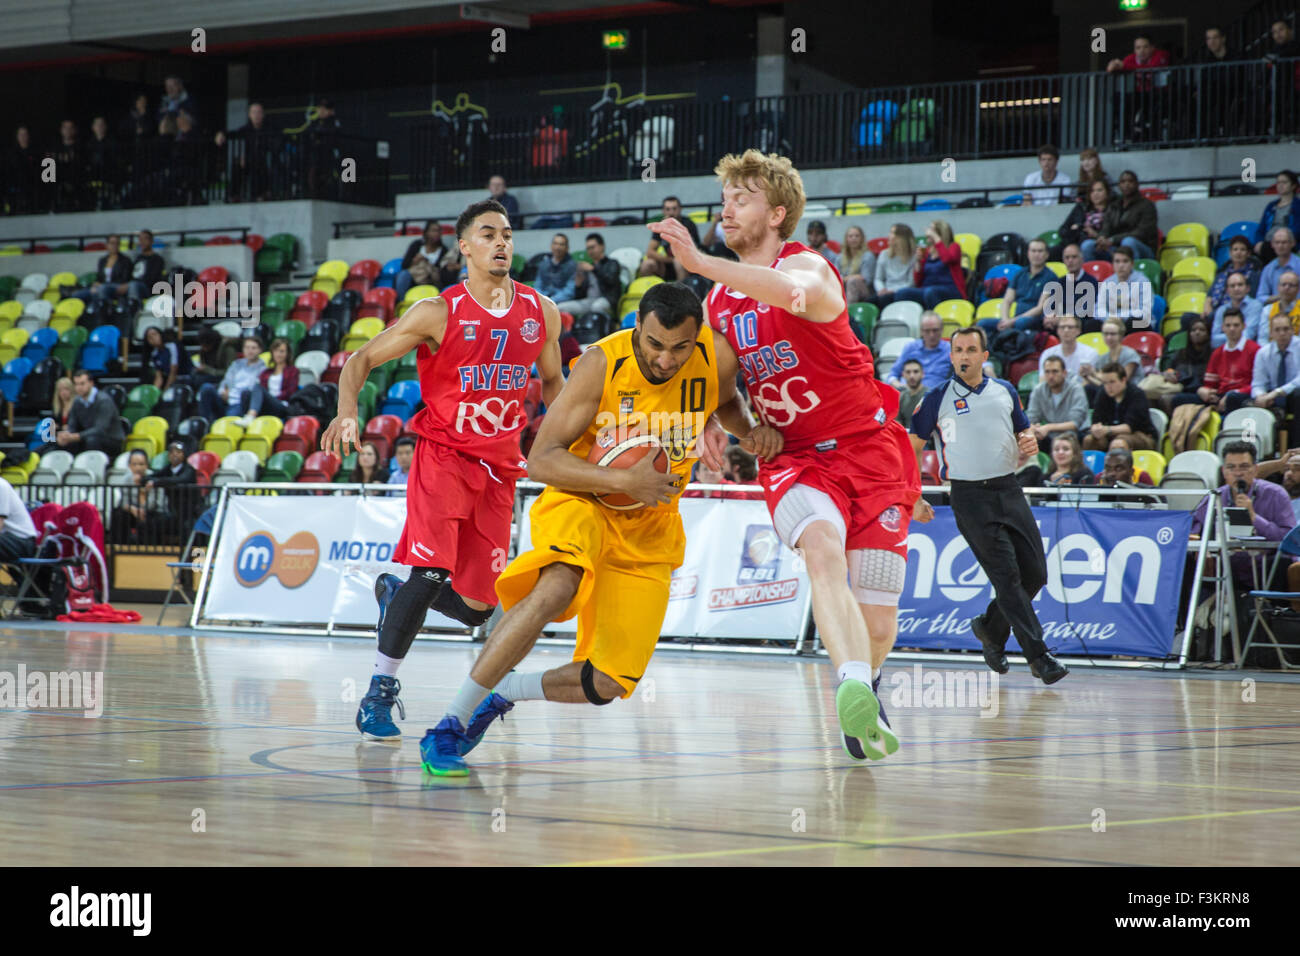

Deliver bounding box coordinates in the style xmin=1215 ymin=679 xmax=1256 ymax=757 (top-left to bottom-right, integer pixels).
xmin=1028 ymin=652 xmax=1069 ymax=685
xmin=970 ymin=614 xmax=1010 ymax=674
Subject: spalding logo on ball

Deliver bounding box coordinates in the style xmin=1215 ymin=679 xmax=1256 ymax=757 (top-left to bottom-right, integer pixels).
xmin=586 ymin=425 xmax=672 ymax=511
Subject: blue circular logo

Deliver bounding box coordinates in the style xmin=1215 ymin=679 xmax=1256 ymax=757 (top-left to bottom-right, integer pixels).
xmin=234 ymin=532 xmax=277 ymax=587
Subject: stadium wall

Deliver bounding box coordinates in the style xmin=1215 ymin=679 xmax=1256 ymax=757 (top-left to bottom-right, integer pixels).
xmin=0 ymin=244 xmax=253 ymax=284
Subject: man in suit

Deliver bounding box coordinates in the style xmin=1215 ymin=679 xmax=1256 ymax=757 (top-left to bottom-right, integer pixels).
xmin=146 ymin=441 xmax=199 ymax=539
xmin=57 ymin=370 xmax=124 ymax=457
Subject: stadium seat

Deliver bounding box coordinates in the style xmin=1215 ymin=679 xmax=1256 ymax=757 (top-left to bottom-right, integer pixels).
xmin=878 ymin=300 xmax=923 ymax=335
xmin=400 ymin=285 xmax=439 ymax=312
xmin=0 ymin=301 xmax=22 ymax=327
xmin=1171 ymin=256 xmax=1217 ymax=290
xmin=211 ymin=320 xmax=243 ymax=339
xmin=1162 ymin=451 xmax=1220 ymax=491
xmin=953 ymin=233 xmax=981 ymax=268
xmin=262 ymin=450 xmax=304 ymax=483
xmin=362 ymin=414 xmax=403 ymax=461
xmin=876 ymin=337 xmax=907 ymax=365
xmin=345 ymin=260 xmax=382 ymax=295
xmin=1132 ymin=450 xmax=1166 ymax=485
xmin=847 ymin=302 xmax=877 ymax=342
xmin=201 ymin=417 xmax=247 ymax=458
xmin=65 ymin=450 xmax=109 ymax=485
xmin=238 ymin=416 xmax=285 ymax=463
xmin=1151 ymin=294 xmax=1168 ymax=323
xmin=1147 ymin=407 xmax=1168 ymax=449
xmin=29 ymin=449 xmax=72 ymax=485
xmin=1083 ymin=450 xmax=1105 ymax=475
xmin=1133 ymin=258 xmax=1162 ymax=291
xmin=1165 ymin=223 xmax=1210 ymax=257
xmin=1215 ymin=407 xmax=1276 ymax=458
xmin=380 ymin=380 xmax=421 ymax=420
xmin=322 ymin=350 xmax=353 ymax=385
xmin=1168 ymin=292 xmax=1205 ymax=316
xmin=311 ymin=260 xmax=350 ymax=298
xmin=1006 ymin=356 xmax=1039 ymax=386
xmin=1123 ymin=332 xmax=1164 ymax=369
xmin=1044 ymin=261 xmax=1067 ymax=277
xmin=1082 ymin=260 xmax=1113 ymax=282
xmin=975 ymin=299 xmax=1002 ymax=320
xmin=16 ymin=273 xmax=48 ymax=305
xmin=1077 ymin=332 xmax=1105 ymax=353
xmin=933 ymin=299 xmax=974 ymax=327
xmin=214 ymin=449 xmax=260 ymax=485
xmin=299 ymin=451 xmax=341 ymax=483
xmin=21 ymin=326 xmax=57 ymax=363
xmin=341 ymin=317 xmax=385 ymax=352
xmin=43 ymin=271 xmax=76 ymax=303
xmin=125 ymin=416 xmax=169 ymax=458
xmin=294 ymin=350 xmax=330 ymax=383
xmin=1159 ymin=244 xmax=1200 ymax=276
xmin=273 ymin=319 xmax=307 ymax=349
xmin=1016 ymin=370 xmax=1039 ymax=401
xmin=274 ymin=416 xmax=321 ymax=457
xmin=393 ymin=349 xmax=419 ymax=383
xmin=122 ymin=384 xmax=161 ymax=426
xmin=375 ymin=257 xmax=403 ymax=290
xmin=175 ymin=416 xmax=208 ymax=450
xmin=197 ymin=266 xmax=229 ymax=286
xmin=265 ymin=290 xmax=297 ymax=314
xmin=984 ymin=263 xmax=1025 ymax=284
xmin=921 ymin=450 xmax=940 ymax=484
xmin=358 ymin=287 xmax=397 ymax=323
xmin=1 ymin=450 xmax=39 ymax=485
xmin=188 ymin=451 xmax=220 ymax=483
xmin=21 ymin=299 xmax=52 ymax=322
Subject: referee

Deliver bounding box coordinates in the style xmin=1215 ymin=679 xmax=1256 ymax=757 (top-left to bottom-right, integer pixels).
xmin=909 ymin=327 xmax=1069 ymax=684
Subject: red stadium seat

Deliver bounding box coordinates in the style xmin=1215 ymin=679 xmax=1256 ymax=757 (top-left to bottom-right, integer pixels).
xmin=867 ymin=237 xmax=890 ymax=255
xmin=1140 ymin=187 xmax=1169 ymax=201
xmin=358 ymin=286 xmax=396 ymax=322
xmin=560 ymin=311 xmax=575 ymax=333
xmin=205 ymin=235 xmax=235 ymax=245
xmin=1082 ymin=260 xmax=1113 ymax=282
xmin=524 ymin=376 xmax=544 ymax=419
xmin=84 ymin=241 xmax=107 ymax=251
xmin=1042 ymin=334 xmax=1060 ymax=349
xmin=197 ymin=266 xmax=229 ymax=285
xmin=581 ymin=217 xmax=607 ymax=227
xmin=1123 ymin=331 xmax=1164 ymax=366
xmin=274 ymin=416 xmax=321 ymax=457
xmin=440 ymin=224 xmax=455 ymax=235
xmin=188 ymin=451 xmax=220 ymax=481
xmin=401 ymin=418 xmax=420 ymax=440
xmin=362 ymin=414 xmax=403 ymax=460
xmin=291 ymin=306 xmax=321 ymax=328
xmin=921 ymin=450 xmax=941 ymax=485
xmin=1006 ymin=355 xmax=1040 ymax=386
xmin=245 ymin=233 xmax=265 ymax=251
xmin=322 ymin=350 xmax=354 ymax=385
xmin=825 ymin=239 xmax=842 ymax=254
xmin=395 ymin=226 xmax=422 ymax=236
xmin=299 ymin=451 xmax=341 ymax=482
xmin=345 ymin=259 xmax=382 ymax=295
xmin=297 ymin=290 xmax=329 ymax=311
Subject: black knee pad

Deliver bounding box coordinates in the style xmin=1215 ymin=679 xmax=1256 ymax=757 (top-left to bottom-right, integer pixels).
xmin=377 ymin=567 xmax=449 ymax=658
xmin=431 ymin=585 xmax=494 ymax=627
xmin=580 ymin=660 xmax=616 ymax=706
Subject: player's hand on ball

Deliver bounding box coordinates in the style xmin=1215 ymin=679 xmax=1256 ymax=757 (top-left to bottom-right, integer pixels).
xmin=697 ymin=420 xmax=729 ymax=472
xmin=741 ymin=424 xmax=783 ymax=461
xmin=621 ymin=452 xmax=682 ymax=507
xmin=914 ymin=499 xmax=935 ymax=523
xmin=321 ymin=415 xmax=359 ymax=458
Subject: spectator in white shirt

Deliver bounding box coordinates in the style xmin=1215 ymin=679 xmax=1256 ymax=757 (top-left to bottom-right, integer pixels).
xmin=1094 ymin=245 xmax=1153 ymax=330
xmin=387 ymin=437 xmax=415 ymax=489
xmin=0 ymin=475 xmax=38 ymax=562
xmin=874 ymin=223 xmax=916 ymax=296
xmin=1023 ymin=144 xmax=1073 ymax=206
xmin=1038 ymin=314 xmax=1099 ymax=379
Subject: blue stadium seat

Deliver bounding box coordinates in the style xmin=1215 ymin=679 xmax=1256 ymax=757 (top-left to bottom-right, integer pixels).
xmin=1083 ymin=450 xmax=1105 ymax=475
xmin=0 ymin=357 xmax=33 ymax=403
xmin=379 ymin=380 xmax=421 ymax=420
xmin=88 ymin=325 xmax=120 ymax=352
xmin=375 ymin=257 xmax=402 ymax=289
xmin=859 ymin=100 xmax=899 ymax=147
xmin=1212 ymin=220 xmax=1258 ymax=267
xmin=984 ymin=264 xmax=1024 ymax=283
xmin=28 ymin=417 xmax=54 ymax=450
xmin=21 ymin=327 xmax=58 ymax=363
xmin=918 ymin=198 xmax=952 ymax=210
xmin=620 ymin=311 xmax=637 ymax=329
xmin=1151 ymin=294 xmax=1167 ymax=322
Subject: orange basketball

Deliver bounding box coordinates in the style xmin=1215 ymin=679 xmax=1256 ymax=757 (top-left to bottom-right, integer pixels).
xmin=586 ymin=425 xmax=669 ymax=511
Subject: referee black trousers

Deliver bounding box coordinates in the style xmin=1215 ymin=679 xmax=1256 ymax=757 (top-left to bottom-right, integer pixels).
xmin=949 ymin=474 xmax=1050 ymax=660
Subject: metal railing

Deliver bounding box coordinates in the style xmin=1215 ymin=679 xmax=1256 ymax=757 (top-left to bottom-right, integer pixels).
xmin=17 ymin=482 xmax=214 ymax=557
xmin=1 ymin=130 xmax=392 ymax=217
xmin=404 ymin=57 xmax=1300 ymax=193
xmin=0 ymin=226 xmax=252 ymax=255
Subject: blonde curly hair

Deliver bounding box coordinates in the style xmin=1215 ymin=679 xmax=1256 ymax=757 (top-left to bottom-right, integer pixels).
xmin=714 ymin=150 xmax=806 ymax=240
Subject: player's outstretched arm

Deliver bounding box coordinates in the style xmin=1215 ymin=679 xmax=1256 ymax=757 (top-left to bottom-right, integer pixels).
xmin=320 ymin=298 xmax=447 ymax=458
xmin=535 ymin=296 xmax=566 ymax=407
xmin=526 ymin=348 xmax=681 ymax=507
xmin=709 ymin=333 xmax=782 ymax=461
xmin=648 ymin=217 xmax=844 ymax=322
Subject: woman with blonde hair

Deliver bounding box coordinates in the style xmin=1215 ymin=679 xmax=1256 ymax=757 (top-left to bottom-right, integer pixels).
xmin=878 ymin=219 xmax=965 ymax=309
xmin=838 ymin=225 xmax=877 ymax=303
xmin=52 ymin=376 xmax=75 ymax=426
xmin=873 ymin=223 xmax=915 ymax=298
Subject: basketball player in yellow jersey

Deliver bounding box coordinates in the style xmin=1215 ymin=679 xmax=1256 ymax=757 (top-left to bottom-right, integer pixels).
xmin=420 ymin=282 xmax=782 ymax=774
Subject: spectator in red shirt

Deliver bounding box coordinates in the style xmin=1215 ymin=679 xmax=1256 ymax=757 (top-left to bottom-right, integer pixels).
xmin=1195 ymin=307 xmax=1261 ymax=415
xmin=1107 ymin=34 xmax=1172 ymax=91
xmin=879 ymin=219 xmax=965 ymax=310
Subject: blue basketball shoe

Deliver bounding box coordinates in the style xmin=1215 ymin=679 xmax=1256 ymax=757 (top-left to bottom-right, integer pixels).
xmin=420 ymin=716 xmax=470 ymax=776
xmin=837 ymin=674 xmax=899 ymax=761
xmin=356 ymin=675 xmax=405 ymax=740
xmin=460 ymin=693 xmax=514 ymax=756
xmin=374 ymin=572 xmax=403 ymax=637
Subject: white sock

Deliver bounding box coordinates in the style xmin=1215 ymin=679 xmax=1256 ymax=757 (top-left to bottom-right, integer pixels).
xmin=446 ymin=677 xmax=492 ymax=726
xmin=837 ymin=660 xmax=872 ymax=685
xmin=496 ymin=670 xmax=547 ymax=703
xmin=373 ymin=652 xmax=402 ymax=678
xmin=872 ymin=666 xmax=881 ymax=684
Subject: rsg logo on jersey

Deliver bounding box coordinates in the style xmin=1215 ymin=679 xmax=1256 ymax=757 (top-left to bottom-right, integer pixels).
xmin=752 ymin=375 xmax=822 ymax=427
xmin=455 ymin=397 xmax=524 ymax=437
xmin=234 ymin=530 xmax=319 ymax=588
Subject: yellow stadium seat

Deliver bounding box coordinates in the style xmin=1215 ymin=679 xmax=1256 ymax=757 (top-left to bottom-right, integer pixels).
xmin=48 ymin=316 xmax=75 ymax=335
xmin=1164 ymin=223 xmax=1210 ymax=257
xmin=1 ymin=328 xmax=29 ymax=351
xmin=686 ymin=210 xmax=709 ymax=224
xmin=54 ymin=297 xmax=85 ymax=321
xmin=1172 ymin=256 xmax=1217 ymax=288
xmin=401 ymin=285 xmax=440 ymax=309
xmin=834 ymin=203 xmax=872 ymax=216
xmin=310 ymin=277 xmax=340 ymax=298
xmin=975 ymin=299 xmax=1003 ymax=320
xmin=1045 ymin=261 xmax=1067 ymax=277
xmin=1078 ymin=332 xmax=1106 ymax=353
xmin=201 ymin=417 xmax=247 ymax=459
xmin=954 ymin=233 xmax=982 ymax=267
xmin=0 ymin=449 xmax=37 ymax=484
xmin=627 ymin=276 xmax=664 ymax=297
xmin=43 ymin=271 xmax=76 ymax=304
xmin=1132 ymin=450 xmax=1165 ymax=485
xmin=1161 ymin=315 xmax=1183 ymax=337
xmin=1159 ymin=244 xmax=1199 ymax=275
xmin=1169 ymin=292 xmax=1206 ymax=315
xmin=238 ymin=416 xmax=284 ymax=464
xmin=125 ymin=416 xmax=169 ymax=458
xmin=341 ymin=317 xmax=385 ymax=352
xmin=933 ymin=299 xmax=974 ymax=326
xmin=0 ymin=346 xmax=15 ymax=367
xmin=0 ymin=302 xmax=22 ymax=324
xmin=315 ymin=259 xmax=349 ymax=284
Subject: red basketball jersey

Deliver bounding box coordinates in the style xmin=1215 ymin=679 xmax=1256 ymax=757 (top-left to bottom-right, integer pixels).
xmin=706 ymin=240 xmax=897 ymax=453
xmin=407 ymin=280 xmax=547 ymax=474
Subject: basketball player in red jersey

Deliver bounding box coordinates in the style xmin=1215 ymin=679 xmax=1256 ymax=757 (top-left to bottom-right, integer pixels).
xmin=651 ymin=150 xmax=929 ymax=762
xmin=321 ymin=199 xmax=564 ymax=741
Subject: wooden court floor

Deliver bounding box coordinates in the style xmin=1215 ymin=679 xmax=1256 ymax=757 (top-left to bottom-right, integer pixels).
xmin=2 ymin=621 xmax=1299 ymax=866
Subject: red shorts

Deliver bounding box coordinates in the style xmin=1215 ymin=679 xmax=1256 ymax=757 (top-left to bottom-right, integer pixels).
xmin=759 ymin=420 xmax=921 ymax=556
xmin=391 ymin=438 xmax=517 ymax=606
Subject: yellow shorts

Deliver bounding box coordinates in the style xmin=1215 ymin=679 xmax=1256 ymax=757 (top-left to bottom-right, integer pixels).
xmin=495 ymin=489 xmax=686 ymax=698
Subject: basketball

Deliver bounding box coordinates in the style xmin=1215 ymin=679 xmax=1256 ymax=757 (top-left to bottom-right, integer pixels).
xmin=586 ymin=425 xmax=669 ymax=510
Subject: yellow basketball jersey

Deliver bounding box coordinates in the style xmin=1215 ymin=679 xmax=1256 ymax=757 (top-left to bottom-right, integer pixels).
xmin=569 ymin=326 xmax=719 ymax=513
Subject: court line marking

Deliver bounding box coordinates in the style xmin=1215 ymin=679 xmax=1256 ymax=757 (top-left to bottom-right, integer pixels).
xmin=545 ymin=804 xmax=1300 ymax=866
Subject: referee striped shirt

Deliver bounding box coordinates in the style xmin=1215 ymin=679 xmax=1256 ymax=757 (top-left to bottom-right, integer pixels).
xmin=910 ymin=376 xmax=1030 ymax=481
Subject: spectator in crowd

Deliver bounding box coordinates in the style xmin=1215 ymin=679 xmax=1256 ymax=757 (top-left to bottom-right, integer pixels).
xmin=51 ymin=118 xmax=84 ymax=210
xmin=873 ymin=223 xmax=916 ymax=297
xmin=1263 ymin=20 xmax=1300 ymax=132
xmin=1099 ymin=445 xmax=1153 ymax=487
xmin=487 ymin=174 xmax=520 ymax=226
xmin=143 ymin=326 xmax=189 ymax=390
xmin=1081 ymin=318 xmax=1142 ymax=396
xmin=1024 ymin=432 xmax=1096 ymax=486
xmin=1264 ymin=270 xmax=1300 ymax=333
xmin=1094 ymin=246 xmax=1153 ymax=330
xmin=1192 ymin=441 xmax=1296 ymax=590
xmin=189 ymin=328 xmax=232 ymax=389
xmin=93 ymin=228 xmax=164 ymax=304
xmin=895 ymin=358 xmax=928 ymax=429
xmin=1192 ymin=24 xmax=1237 ymax=63
xmin=388 ymin=436 xmax=415 ymax=488
xmin=885 ymin=311 xmax=951 ymax=388
xmin=1254 ymin=171 xmax=1299 ymax=261
xmin=4 ymin=125 xmax=42 ymax=213
xmin=119 ymin=92 xmax=153 ymax=142
xmin=723 ymin=445 xmax=761 ymax=485
xmin=804 ymin=220 xmax=838 ymax=269
xmin=395 ymin=220 xmax=454 ymax=301
xmin=1156 ymin=315 xmax=1214 ymax=409
xmin=158 ymin=76 xmax=196 ymax=123
xmin=1038 ymin=314 xmax=1098 ymax=379
xmin=836 ymin=226 xmax=876 ymax=304
xmin=1251 ymin=311 xmax=1300 ymax=447
xmin=1204 ymin=236 xmax=1262 ymax=321
xmin=699 ymin=211 xmax=739 ymax=261
xmin=111 ymin=449 xmax=161 ymax=543
xmin=1208 ymin=271 xmax=1264 ymax=346
xmin=1256 ymin=448 xmax=1300 ymax=522
xmin=1082 ymin=170 xmax=1158 ymax=262
xmin=239 ymin=337 xmax=298 ymax=424
xmin=534 ymin=233 xmax=577 ymax=302
xmin=639 ymin=196 xmax=700 ymax=279
xmin=1189 ymin=308 xmax=1258 ymax=414
xmin=1060 ymin=179 xmax=1112 ymax=258
xmin=0 ymin=475 xmax=38 ymax=563
xmin=58 ymin=369 xmax=125 ymax=457
xmin=305 ymin=98 xmax=342 ymax=199
xmin=1192 ymin=26 xmax=1243 ymax=137
xmin=215 ymin=102 xmax=274 ymax=203
xmin=146 ymin=440 xmax=199 ymax=529
xmin=559 ymin=232 xmax=621 ymax=330
xmin=1105 ymin=34 xmax=1172 ymax=79
xmin=1084 ymin=362 xmax=1156 ymax=450
xmin=980 ymin=237 xmax=1052 ymax=336
xmin=348 ymin=441 xmax=386 ymax=485
xmin=1040 ymin=244 xmax=1101 ymax=332
xmin=1027 ymin=354 xmax=1089 ymax=452
xmin=198 ymin=336 xmax=266 ymax=421
xmin=84 ymin=116 xmax=118 ymax=201
xmin=1023 ymin=144 xmax=1072 ymax=206
xmin=32 ymin=376 xmax=75 ymax=456
xmin=1258 ymin=229 xmax=1300 ymax=303
xmin=880 ymin=219 xmax=964 ymax=309
xmin=1074 ymin=147 xmax=1114 ymax=201
xmin=69 ymin=233 xmax=131 ymax=304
